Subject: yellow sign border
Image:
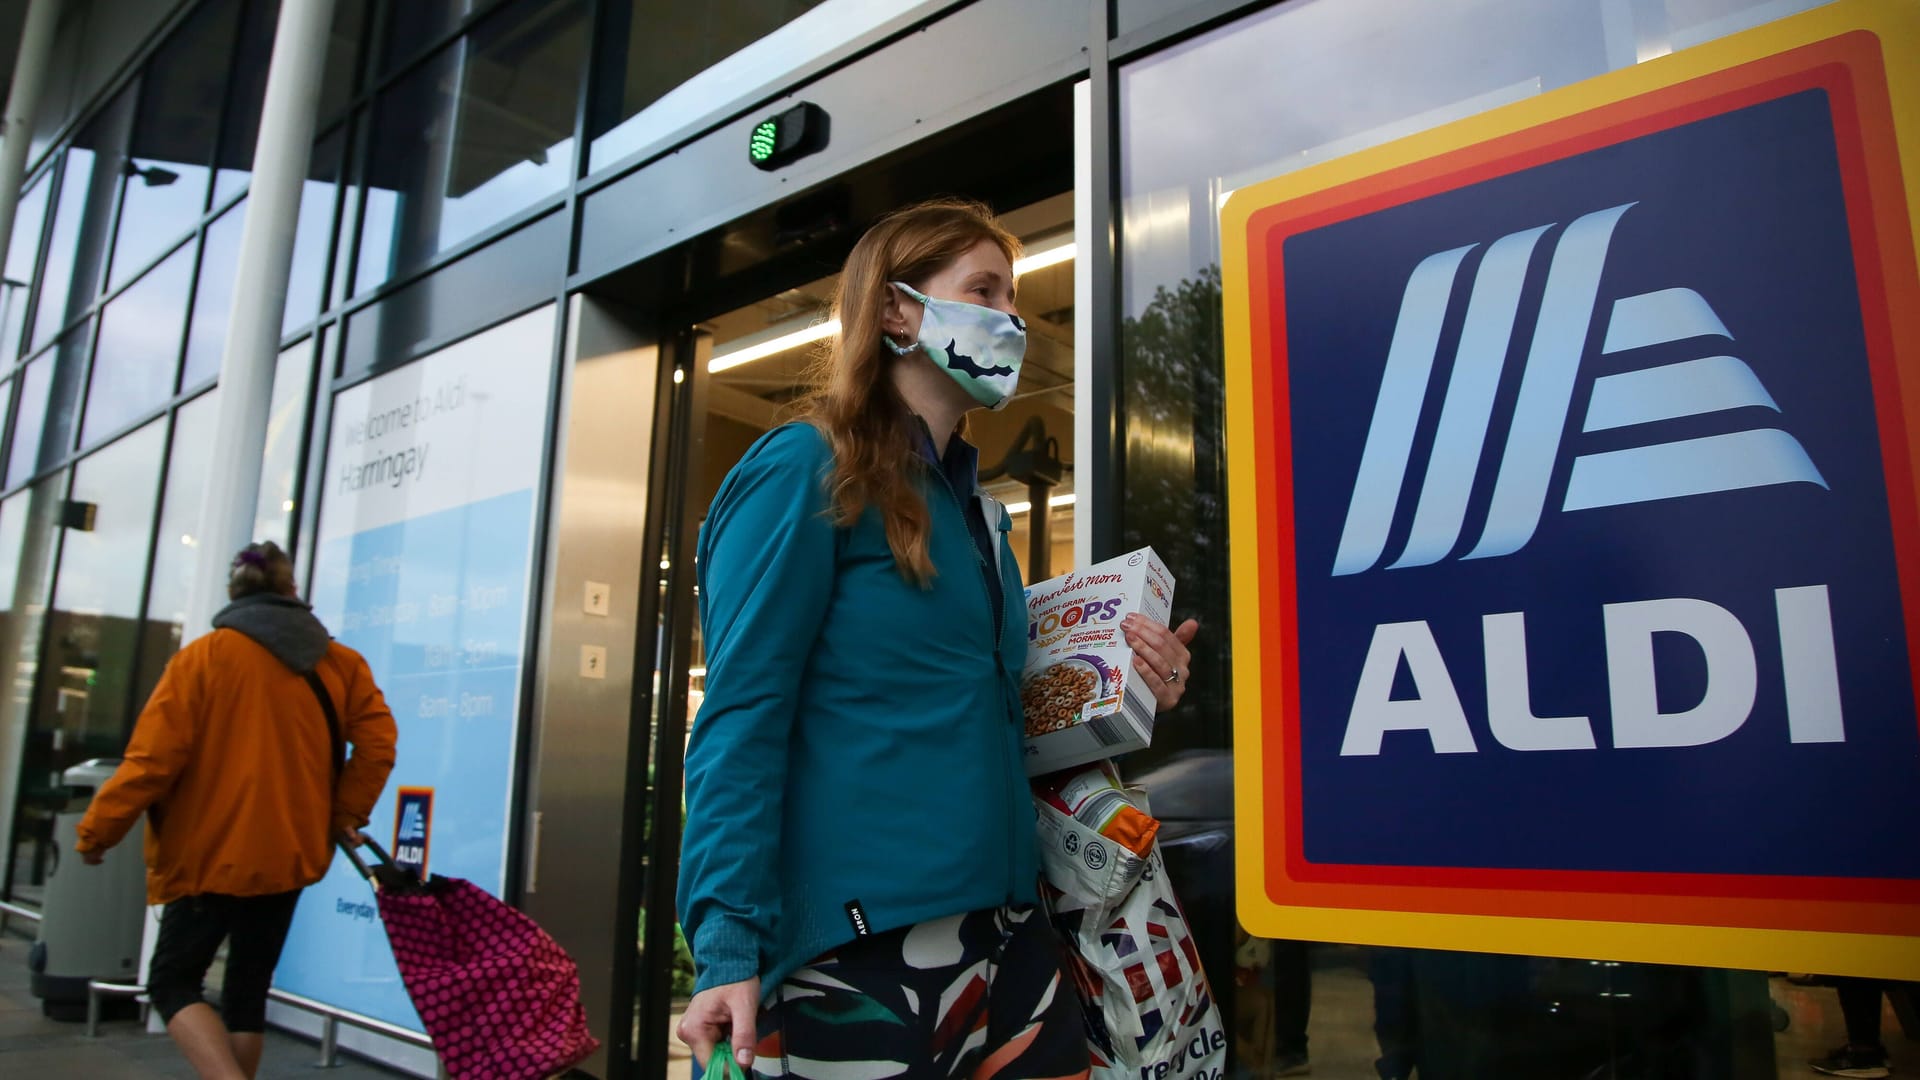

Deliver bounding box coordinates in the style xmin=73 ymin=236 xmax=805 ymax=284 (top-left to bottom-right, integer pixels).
xmin=1221 ymin=0 xmax=1920 ymax=979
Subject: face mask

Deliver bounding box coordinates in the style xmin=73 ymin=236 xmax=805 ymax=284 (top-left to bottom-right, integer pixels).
xmin=885 ymin=282 xmax=1027 ymax=409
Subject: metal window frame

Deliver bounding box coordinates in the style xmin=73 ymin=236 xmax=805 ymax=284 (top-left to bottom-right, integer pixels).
xmin=1109 ymin=0 xmax=1280 ymax=62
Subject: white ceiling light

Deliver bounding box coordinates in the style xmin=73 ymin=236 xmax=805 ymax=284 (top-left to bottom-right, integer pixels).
xmin=1013 ymin=238 xmax=1075 ymax=277
xmin=709 ymin=237 xmax=1074 ymax=374
xmin=1005 ymin=493 xmax=1078 ymax=515
xmin=710 ymin=318 xmax=839 ymax=373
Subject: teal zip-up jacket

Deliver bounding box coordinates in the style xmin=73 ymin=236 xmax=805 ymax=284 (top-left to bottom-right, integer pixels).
xmin=678 ymin=421 xmax=1035 ymax=995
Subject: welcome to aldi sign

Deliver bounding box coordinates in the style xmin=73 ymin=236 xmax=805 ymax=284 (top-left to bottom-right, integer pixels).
xmin=1221 ymin=0 xmax=1920 ymax=977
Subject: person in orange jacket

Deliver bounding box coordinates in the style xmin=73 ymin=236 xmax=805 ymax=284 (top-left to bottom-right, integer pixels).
xmin=75 ymin=541 xmax=397 ymax=1080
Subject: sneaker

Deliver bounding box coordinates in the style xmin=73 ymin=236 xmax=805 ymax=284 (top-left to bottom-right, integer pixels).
xmin=1274 ymin=1051 xmax=1311 ymax=1077
xmin=1810 ymin=1044 xmax=1890 ymax=1078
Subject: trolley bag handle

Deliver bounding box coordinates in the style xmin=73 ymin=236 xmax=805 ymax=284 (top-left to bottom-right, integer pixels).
xmin=338 ymin=836 xmax=423 ymax=894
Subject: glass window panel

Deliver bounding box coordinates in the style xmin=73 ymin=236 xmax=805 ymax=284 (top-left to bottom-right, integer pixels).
xmin=284 ymin=131 xmax=345 ymax=336
xmin=111 ymin=0 xmax=240 ymax=290
xmin=26 ymin=10 xmax=82 ymax=168
xmin=354 ymin=0 xmax=586 ymax=295
xmin=8 ymin=325 xmax=89 ymax=488
xmin=182 ymin=198 xmax=246 ymax=389
xmin=133 ymin=391 xmax=220 ymax=708
xmin=1118 ymin=2 xmax=1845 ymax=1078
xmin=2 ymin=176 xmax=52 ymax=366
xmin=343 ymin=208 xmax=565 ymax=376
xmin=380 ymin=0 xmax=485 ymax=76
xmin=253 ymin=338 xmax=317 ymax=546
xmin=214 ymin=0 xmax=363 ymax=201
xmin=31 ymin=90 xmax=135 ymax=352
xmin=586 ymin=0 xmax=830 ymax=170
xmin=332 ymin=115 xmax=366 ymax=309
xmin=0 ymin=378 xmax=13 ymax=480
xmin=43 ymin=420 xmax=168 ymax=785
xmin=213 ymin=0 xmax=277 ymax=206
xmin=7 ymin=360 xmax=52 ymax=491
xmin=0 ymin=477 xmax=70 ymax=904
xmin=320 ymin=0 xmax=371 ymax=126
xmin=85 ymin=243 xmax=195 ymax=446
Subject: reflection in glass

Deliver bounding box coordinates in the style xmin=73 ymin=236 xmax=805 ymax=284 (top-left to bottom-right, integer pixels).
xmin=319 ymin=0 xmax=371 ymax=126
xmin=7 ymin=361 xmax=52 ymax=491
xmin=587 ymin=0 xmax=826 ymax=170
xmin=354 ymin=0 xmax=586 ymax=295
xmin=8 ymin=326 xmax=89 ymax=489
xmin=332 ymin=116 xmax=368 ymax=309
xmin=254 ymin=338 xmax=317 ymax=547
xmin=1117 ymin=1 xmax=1841 ymax=1076
xmin=2 ymin=176 xmax=52 ymax=366
xmin=39 ymin=422 xmax=167 ymax=830
xmin=85 ymin=243 xmax=195 ymax=446
xmin=216 ymin=0 xmax=362 ymax=201
xmin=284 ymin=132 xmax=345 ymax=336
xmin=133 ymin=392 xmax=220 ymax=710
xmin=0 ymin=479 xmax=70 ymax=904
xmin=111 ymin=0 xmax=239 ymax=290
xmin=380 ymin=0 xmax=481 ymax=76
xmin=182 ymin=199 xmax=246 ymax=389
xmin=32 ymin=91 xmax=134 ymax=352
xmin=213 ymin=0 xmax=277 ymax=206
xmin=0 ymin=379 xmax=14 ymax=478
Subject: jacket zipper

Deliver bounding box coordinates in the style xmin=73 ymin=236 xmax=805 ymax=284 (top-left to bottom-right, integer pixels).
xmin=930 ymin=468 xmax=1002 ymax=650
xmin=931 ymin=468 xmax=1021 ymax=902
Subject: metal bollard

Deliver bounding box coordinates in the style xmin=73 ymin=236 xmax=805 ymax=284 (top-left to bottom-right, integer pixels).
xmin=85 ymin=987 xmax=101 ymax=1038
xmin=318 ymin=1014 xmax=340 ymax=1067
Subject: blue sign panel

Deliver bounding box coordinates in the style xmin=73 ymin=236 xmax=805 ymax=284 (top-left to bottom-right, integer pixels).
xmin=272 ymin=307 xmax=555 ymax=1031
xmin=1282 ymin=88 xmax=1919 ymax=881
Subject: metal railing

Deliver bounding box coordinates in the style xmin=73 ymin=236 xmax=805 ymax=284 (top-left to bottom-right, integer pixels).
xmin=267 ymin=987 xmax=440 ymax=1072
xmin=78 ymin=977 xmax=440 ymax=1074
xmin=0 ymin=898 xmax=43 ymax=933
xmin=86 ymin=980 xmax=146 ymax=1037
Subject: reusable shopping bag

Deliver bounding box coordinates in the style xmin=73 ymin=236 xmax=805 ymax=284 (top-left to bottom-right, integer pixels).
xmin=1033 ymin=763 xmax=1228 ymax=1080
xmin=342 ymin=839 xmax=600 ymax=1080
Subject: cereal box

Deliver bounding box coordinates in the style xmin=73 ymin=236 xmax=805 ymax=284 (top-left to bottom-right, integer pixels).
xmin=1020 ymin=547 xmax=1176 ymax=775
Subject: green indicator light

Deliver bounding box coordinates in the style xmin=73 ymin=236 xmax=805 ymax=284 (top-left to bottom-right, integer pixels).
xmin=747 ymin=103 xmax=827 ymax=171
xmin=749 ymin=120 xmax=779 ymax=162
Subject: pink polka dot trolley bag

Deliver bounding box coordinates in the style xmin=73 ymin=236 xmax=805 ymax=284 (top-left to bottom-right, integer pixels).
xmin=343 ymin=839 xmax=600 ymax=1079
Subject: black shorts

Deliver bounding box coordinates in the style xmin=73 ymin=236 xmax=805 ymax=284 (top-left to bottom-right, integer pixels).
xmin=147 ymin=890 xmax=303 ymax=1033
xmin=752 ymin=905 xmax=1091 ymax=1079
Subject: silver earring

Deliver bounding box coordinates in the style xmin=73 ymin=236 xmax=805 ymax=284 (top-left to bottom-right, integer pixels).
xmin=883 ymin=334 xmax=921 ymax=356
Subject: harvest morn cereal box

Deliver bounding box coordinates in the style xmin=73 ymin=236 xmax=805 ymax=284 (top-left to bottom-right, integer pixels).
xmin=1020 ymin=547 xmax=1176 ymax=775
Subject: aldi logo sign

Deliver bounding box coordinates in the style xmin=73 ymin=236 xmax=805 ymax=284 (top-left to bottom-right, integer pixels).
xmin=1222 ymin=2 xmax=1920 ymax=977
xmin=393 ymin=788 xmax=434 ymax=880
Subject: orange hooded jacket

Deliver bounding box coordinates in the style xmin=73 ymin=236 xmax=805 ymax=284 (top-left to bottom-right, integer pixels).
xmin=76 ymin=595 xmax=398 ymax=904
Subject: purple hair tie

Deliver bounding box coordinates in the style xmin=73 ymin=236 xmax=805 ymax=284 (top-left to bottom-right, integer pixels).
xmin=233 ymin=549 xmax=269 ymax=570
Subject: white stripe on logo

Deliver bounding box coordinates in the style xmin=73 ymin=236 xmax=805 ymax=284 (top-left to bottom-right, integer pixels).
xmin=1330 ymin=202 xmax=1823 ymax=577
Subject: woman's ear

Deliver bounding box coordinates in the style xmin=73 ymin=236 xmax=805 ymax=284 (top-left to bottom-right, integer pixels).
xmin=880 ymin=282 xmax=916 ymax=342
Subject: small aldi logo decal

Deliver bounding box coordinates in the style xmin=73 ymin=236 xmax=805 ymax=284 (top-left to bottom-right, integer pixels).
xmin=1222 ymin=0 xmax=1920 ymax=977
xmin=393 ymin=788 xmax=434 ymax=880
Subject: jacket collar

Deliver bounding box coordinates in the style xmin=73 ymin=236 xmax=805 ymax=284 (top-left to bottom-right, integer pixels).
xmin=909 ymin=414 xmax=982 ymax=496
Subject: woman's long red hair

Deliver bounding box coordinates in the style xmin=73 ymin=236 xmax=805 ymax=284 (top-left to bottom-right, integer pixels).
xmin=799 ymin=198 xmax=1021 ymax=583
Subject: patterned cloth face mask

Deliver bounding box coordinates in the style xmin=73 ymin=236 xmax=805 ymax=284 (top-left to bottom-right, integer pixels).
xmin=886 ymin=281 xmax=1028 ymax=410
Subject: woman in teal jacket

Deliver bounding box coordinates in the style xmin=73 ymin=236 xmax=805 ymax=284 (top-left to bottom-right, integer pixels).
xmin=676 ymin=199 xmax=1196 ymax=1079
